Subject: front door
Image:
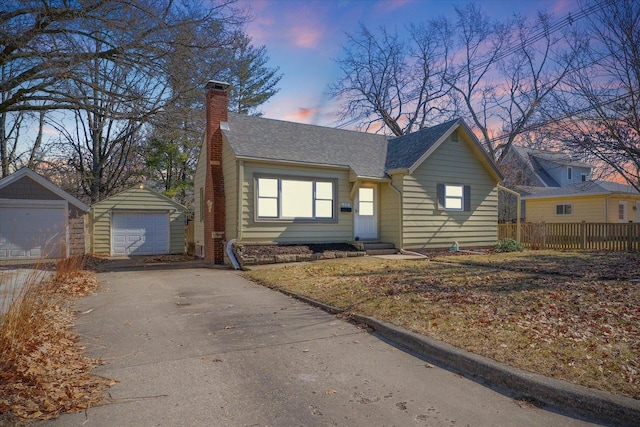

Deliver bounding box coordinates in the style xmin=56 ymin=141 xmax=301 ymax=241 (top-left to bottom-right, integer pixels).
xmin=354 ymin=185 xmax=378 ymax=240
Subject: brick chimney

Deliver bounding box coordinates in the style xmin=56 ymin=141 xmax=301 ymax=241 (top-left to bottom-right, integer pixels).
xmin=204 ymin=80 xmax=229 ymax=264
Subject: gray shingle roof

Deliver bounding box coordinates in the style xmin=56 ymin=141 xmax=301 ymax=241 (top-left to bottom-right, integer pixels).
xmin=510 ymin=145 xmax=592 ymax=187
xmin=223 ymin=114 xmax=492 ymax=179
xmin=224 ymin=113 xmax=389 ymax=178
xmin=522 ymin=180 xmax=639 ymax=199
xmin=385 ymin=119 xmax=459 ymax=170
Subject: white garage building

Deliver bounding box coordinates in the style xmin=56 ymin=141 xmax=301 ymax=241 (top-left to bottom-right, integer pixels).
xmin=90 ymin=186 xmax=186 ymax=256
xmin=0 ymin=168 xmax=89 ymax=260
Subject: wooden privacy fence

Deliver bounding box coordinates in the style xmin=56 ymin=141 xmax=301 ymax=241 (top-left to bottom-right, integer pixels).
xmin=498 ymin=222 xmax=640 ymax=251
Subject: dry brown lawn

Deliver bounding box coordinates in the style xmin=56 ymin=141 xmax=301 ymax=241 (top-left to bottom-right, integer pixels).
xmin=243 ymin=250 xmax=640 ymax=400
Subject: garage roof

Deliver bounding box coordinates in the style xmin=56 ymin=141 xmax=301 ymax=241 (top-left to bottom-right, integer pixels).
xmin=0 ymin=168 xmax=89 ymax=212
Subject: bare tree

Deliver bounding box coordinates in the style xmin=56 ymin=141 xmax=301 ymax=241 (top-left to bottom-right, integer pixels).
xmin=443 ymin=5 xmax=584 ymax=162
xmin=329 ymin=23 xmax=451 ymax=135
xmin=1 ymin=0 xmax=249 ymax=190
xmin=548 ymin=0 xmax=640 ymax=191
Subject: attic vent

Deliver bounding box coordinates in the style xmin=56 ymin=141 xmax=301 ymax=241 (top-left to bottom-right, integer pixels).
xmin=451 ymin=132 xmax=458 ymax=142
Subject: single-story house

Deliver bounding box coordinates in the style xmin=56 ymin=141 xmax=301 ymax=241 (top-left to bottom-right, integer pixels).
xmin=195 ymin=81 xmax=504 ymax=264
xmin=90 ymin=185 xmax=186 ymax=256
xmin=0 ymin=168 xmax=89 ymax=260
xmin=523 ymin=181 xmax=640 ymax=223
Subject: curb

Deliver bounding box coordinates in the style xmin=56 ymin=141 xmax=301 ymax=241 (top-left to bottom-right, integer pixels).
xmin=278 ymin=289 xmax=640 ymax=426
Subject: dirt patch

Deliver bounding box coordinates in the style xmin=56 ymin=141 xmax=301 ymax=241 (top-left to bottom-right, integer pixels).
xmin=234 ymin=243 xmax=365 ymax=266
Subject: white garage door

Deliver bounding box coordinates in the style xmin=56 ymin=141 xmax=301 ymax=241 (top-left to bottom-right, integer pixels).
xmin=0 ymin=202 xmax=67 ymax=260
xmin=111 ymin=212 xmax=169 ymax=256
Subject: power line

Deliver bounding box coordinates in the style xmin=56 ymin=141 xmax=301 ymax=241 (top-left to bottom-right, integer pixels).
xmin=333 ymin=0 xmax=611 ymax=132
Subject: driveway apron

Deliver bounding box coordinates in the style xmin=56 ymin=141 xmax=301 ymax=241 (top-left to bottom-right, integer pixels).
xmin=44 ymin=267 xmax=597 ymax=427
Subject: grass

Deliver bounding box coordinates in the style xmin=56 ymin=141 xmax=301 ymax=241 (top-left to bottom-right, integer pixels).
xmin=243 ymin=250 xmax=640 ymax=400
xmin=0 ymin=256 xmax=112 ymax=421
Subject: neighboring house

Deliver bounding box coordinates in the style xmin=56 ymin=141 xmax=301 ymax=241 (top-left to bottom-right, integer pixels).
xmin=502 ymin=145 xmax=592 ymax=188
xmin=0 ymin=168 xmax=89 ymax=260
xmin=523 ymin=181 xmax=640 ymax=223
xmin=90 ymin=186 xmax=186 ymax=256
xmin=194 ymin=81 xmax=503 ymax=264
xmin=499 ymin=145 xmax=594 ymax=222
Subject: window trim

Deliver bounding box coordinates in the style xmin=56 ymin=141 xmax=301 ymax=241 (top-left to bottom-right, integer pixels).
xmin=555 ymin=203 xmax=573 ymax=216
xmin=437 ymin=183 xmax=471 ymax=212
xmin=254 ymin=174 xmax=338 ymax=223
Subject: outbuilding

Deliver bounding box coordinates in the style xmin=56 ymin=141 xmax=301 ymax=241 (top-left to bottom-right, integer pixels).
xmin=90 ymin=186 xmax=186 ymax=256
xmin=0 ymin=168 xmax=89 ymax=260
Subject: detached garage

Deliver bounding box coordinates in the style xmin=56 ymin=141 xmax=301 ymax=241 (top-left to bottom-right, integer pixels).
xmin=0 ymin=168 xmax=89 ymax=260
xmin=90 ymin=186 xmax=186 ymax=256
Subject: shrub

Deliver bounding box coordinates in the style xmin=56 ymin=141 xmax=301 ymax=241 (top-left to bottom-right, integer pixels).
xmin=494 ymin=238 xmax=523 ymax=253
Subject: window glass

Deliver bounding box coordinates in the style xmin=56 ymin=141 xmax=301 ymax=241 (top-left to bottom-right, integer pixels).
xmin=444 ymin=184 xmax=464 ymax=210
xmin=315 ymin=200 xmax=333 ymax=218
xmin=282 ymin=180 xmax=313 ymax=217
xmin=316 ymin=182 xmax=333 ymax=200
xmin=258 ymin=178 xmax=278 ymax=197
xmin=258 ymin=198 xmax=278 ymax=217
xmin=257 ymin=176 xmax=334 ymax=220
xmin=556 ymin=204 xmax=572 ymax=215
xmin=359 ymin=188 xmax=374 ymax=216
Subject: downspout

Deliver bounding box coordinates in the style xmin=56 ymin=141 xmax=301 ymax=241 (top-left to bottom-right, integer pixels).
xmin=497 ymin=184 xmax=521 ymax=242
xmin=226 ymin=239 xmax=241 ymax=270
xmin=387 ymin=180 xmax=404 ymax=250
xmin=237 ymin=160 xmax=244 ymax=241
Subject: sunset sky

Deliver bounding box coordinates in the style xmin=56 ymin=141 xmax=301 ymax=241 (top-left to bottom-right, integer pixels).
xmin=236 ymin=0 xmax=578 ymax=128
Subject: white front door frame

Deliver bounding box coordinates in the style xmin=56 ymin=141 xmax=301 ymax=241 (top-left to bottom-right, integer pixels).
xmin=354 ymin=184 xmax=378 ymax=240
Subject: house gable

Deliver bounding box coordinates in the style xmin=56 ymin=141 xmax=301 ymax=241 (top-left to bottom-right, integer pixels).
xmin=399 ymin=126 xmax=500 ymax=249
xmin=0 ymin=168 xmax=89 ymax=214
xmin=387 ymin=119 xmax=503 ymax=182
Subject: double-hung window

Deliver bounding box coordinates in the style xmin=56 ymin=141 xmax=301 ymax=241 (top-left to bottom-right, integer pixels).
xmin=256 ymin=176 xmax=335 ymax=220
xmin=437 ymin=183 xmax=471 ymax=211
xmin=556 ymin=204 xmax=572 ymax=215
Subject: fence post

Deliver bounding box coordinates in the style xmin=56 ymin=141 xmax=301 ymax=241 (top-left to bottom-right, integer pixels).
xmin=581 ymin=221 xmax=586 ymax=250
xmin=628 ymin=222 xmax=633 ymax=252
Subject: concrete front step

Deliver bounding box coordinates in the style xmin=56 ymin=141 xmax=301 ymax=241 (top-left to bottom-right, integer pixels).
xmin=361 ymin=242 xmax=398 ymax=255
xmin=366 ymin=248 xmax=399 ymax=256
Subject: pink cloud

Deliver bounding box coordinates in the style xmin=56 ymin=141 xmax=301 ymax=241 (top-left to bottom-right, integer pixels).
xmin=374 ymin=0 xmax=414 ymax=14
xmin=284 ymin=107 xmax=316 ymax=122
xmin=550 ymin=0 xmax=575 ymax=15
xmin=288 ymin=26 xmax=323 ymax=49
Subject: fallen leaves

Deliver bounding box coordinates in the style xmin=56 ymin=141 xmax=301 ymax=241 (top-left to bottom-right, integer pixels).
xmin=0 ymin=269 xmax=112 ymax=420
xmin=244 ymin=251 xmax=640 ymax=399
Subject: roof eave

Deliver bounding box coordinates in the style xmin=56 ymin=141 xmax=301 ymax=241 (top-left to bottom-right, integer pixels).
xmin=234 ymin=155 xmax=351 ymax=171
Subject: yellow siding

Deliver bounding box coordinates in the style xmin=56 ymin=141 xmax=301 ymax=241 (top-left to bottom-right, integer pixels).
xmin=379 ymin=179 xmax=401 ymax=248
xmin=193 ymin=139 xmax=207 ymax=251
xmin=240 ymin=162 xmax=353 ymax=243
xmin=401 ymin=133 xmax=499 ymax=249
xmin=223 ymin=138 xmax=238 ymax=241
xmin=526 ymin=195 xmax=640 ymax=223
xmin=91 ymin=187 xmax=185 ymax=255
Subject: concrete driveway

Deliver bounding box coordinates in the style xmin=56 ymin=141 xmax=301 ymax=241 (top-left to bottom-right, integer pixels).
xmin=44 ymin=266 xmax=597 ymax=427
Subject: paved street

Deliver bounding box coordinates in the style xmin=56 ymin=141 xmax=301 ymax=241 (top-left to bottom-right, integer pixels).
xmin=45 ymin=266 xmax=597 ymax=426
